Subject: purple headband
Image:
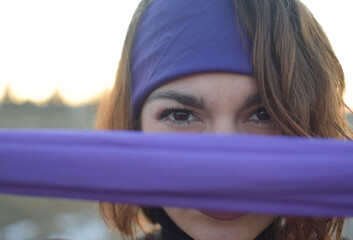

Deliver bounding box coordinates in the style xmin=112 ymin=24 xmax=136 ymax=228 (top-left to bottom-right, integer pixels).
xmin=131 ymin=0 xmax=253 ymax=115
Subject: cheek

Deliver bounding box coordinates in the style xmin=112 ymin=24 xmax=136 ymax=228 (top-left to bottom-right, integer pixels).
xmin=240 ymin=125 xmax=282 ymax=135
xmin=141 ymin=116 xmax=162 ymax=132
xmin=140 ymin=104 xmax=157 ymax=131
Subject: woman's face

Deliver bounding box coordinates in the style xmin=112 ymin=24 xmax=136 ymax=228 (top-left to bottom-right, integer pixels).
xmin=141 ymin=73 xmax=279 ymax=240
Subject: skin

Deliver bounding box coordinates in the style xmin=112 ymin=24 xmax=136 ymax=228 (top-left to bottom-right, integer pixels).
xmin=141 ymin=72 xmax=279 ymax=240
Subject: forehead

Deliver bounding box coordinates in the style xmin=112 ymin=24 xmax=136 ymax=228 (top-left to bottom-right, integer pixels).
xmin=150 ymin=72 xmax=257 ymax=96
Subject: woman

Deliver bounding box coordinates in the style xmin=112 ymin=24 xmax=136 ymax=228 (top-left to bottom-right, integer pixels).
xmin=96 ymin=0 xmax=352 ymax=239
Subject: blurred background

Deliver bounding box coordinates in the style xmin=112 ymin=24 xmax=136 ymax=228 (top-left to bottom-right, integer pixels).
xmin=0 ymin=0 xmax=352 ymax=239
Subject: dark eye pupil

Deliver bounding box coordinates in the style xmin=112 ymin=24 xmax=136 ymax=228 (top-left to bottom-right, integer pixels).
xmin=173 ymin=111 xmax=189 ymax=121
xmin=256 ymin=108 xmax=271 ymax=121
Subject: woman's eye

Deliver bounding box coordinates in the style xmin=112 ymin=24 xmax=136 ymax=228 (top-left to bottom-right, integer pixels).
xmin=170 ymin=110 xmax=191 ymax=121
xmin=248 ymin=107 xmax=274 ymax=125
xmin=158 ymin=108 xmax=198 ymax=127
xmin=165 ymin=109 xmax=196 ymax=122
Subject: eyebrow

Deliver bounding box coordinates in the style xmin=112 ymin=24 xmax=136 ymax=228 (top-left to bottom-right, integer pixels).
xmin=147 ymin=90 xmax=206 ymax=109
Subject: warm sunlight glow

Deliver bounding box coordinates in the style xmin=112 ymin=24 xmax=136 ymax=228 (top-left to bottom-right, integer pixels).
xmin=0 ymin=0 xmax=352 ymax=108
xmin=0 ymin=0 xmax=140 ymax=106
xmin=301 ymin=0 xmax=353 ymax=109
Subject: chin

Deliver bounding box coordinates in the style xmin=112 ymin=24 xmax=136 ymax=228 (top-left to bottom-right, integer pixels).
xmin=163 ymin=207 xmax=276 ymax=240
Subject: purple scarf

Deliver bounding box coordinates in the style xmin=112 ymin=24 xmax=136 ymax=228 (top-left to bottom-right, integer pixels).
xmin=1 ymin=130 xmax=352 ymax=217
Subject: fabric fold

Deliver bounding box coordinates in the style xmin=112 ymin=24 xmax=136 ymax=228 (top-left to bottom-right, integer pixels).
xmin=0 ymin=129 xmax=353 ymax=217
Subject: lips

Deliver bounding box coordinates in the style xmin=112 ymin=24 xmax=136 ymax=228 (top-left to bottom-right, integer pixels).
xmin=199 ymin=210 xmax=246 ymax=221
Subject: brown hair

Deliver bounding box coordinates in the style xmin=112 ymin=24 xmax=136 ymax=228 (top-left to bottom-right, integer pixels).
xmin=97 ymin=0 xmax=352 ymax=239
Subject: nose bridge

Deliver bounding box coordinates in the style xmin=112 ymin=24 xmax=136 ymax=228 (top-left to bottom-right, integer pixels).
xmin=211 ymin=116 xmax=239 ymax=134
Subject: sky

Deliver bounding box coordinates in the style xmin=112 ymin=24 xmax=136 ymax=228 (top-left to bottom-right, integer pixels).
xmin=0 ymin=0 xmax=352 ymax=108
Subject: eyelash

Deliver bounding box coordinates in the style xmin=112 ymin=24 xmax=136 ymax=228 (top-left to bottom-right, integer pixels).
xmin=157 ymin=106 xmax=275 ymax=128
xmin=247 ymin=107 xmax=275 ymax=127
xmin=157 ymin=106 xmax=199 ymax=127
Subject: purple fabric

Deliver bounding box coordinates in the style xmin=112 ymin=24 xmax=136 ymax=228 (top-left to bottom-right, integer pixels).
xmin=0 ymin=130 xmax=353 ymax=217
xmin=131 ymin=0 xmax=253 ymax=115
